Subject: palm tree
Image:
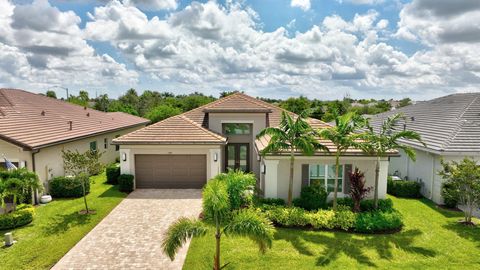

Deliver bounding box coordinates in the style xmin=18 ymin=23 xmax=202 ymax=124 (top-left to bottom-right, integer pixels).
xmin=162 ymin=179 xmax=274 ymax=270
xmin=362 ymin=113 xmax=424 ymax=208
xmin=257 ymin=111 xmax=328 ymax=206
xmin=317 ymin=111 xmax=366 ymax=211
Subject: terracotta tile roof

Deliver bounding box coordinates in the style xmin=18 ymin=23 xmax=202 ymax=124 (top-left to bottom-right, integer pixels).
xmin=202 ymin=94 xmax=272 ymax=113
xmin=113 ymin=115 xmax=226 ymax=145
xmin=0 ymin=88 xmax=149 ymax=149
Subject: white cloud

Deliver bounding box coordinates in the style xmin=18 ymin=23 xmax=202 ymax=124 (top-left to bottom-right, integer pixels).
xmin=337 ymin=0 xmax=385 ymax=5
xmin=123 ymin=0 xmax=178 ymax=11
xmin=290 ymin=0 xmax=311 ymax=11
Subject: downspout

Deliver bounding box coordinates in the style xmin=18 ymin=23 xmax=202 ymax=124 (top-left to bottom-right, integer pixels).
xmin=430 ymin=153 xmax=435 ymax=200
xmin=31 ymin=149 xmax=40 ymax=204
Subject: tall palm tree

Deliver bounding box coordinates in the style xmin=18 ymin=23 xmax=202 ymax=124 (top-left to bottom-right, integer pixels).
xmin=317 ymin=111 xmax=366 ymax=211
xmin=162 ymin=179 xmax=274 ymax=270
xmin=362 ymin=113 xmax=424 ymax=208
xmin=257 ymin=111 xmax=328 ymax=206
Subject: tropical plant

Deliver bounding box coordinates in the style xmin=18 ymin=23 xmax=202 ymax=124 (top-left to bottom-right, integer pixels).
xmin=317 ymin=111 xmax=366 ymax=210
xmin=257 ymin=110 xmax=328 ymax=206
xmin=0 ymin=168 xmax=42 ymax=212
xmin=349 ymin=168 xmax=372 ymax=212
xmin=362 ymin=113 xmax=424 ymax=209
xmin=162 ymin=179 xmax=274 ymax=270
xmin=438 ymin=158 xmax=480 ymax=225
xmin=214 ymin=170 xmax=256 ymax=210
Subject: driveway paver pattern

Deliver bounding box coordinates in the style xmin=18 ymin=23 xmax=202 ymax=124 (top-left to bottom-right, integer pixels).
xmin=52 ymin=189 xmax=202 ymax=270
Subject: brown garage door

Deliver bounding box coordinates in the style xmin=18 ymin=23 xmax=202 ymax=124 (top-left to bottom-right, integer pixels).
xmin=134 ymin=154 xmax=207 ymax=189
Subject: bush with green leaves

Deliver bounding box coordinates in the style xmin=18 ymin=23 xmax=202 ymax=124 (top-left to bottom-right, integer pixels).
xmin=263 ymin=206 xmax=309 ymax=227
xmin=387 ymin=179 xmax=422 ymax=198
xmin=256 ymin=197 xmax=286 ymax=206
xmin=355 ymin=210 xmax=403 ymax=233
xmin=0 ymin=168 xmax=42 ymax=210
xmin=0 ymin=204 xmax=35 ymax=230
xmin=307 ymin=209 xmax=335 ymax=229
xmin=293 ymin=185 xmax=328 ymax=210
xmin=441 ymin=181 xmax=459 ymax=208
xmin=49 ymin=176 xmax=90 ymax=198
xmin=106 ymin=164 xmax=121 ymax=184
xmin=214 ymin=170 xmax=256 ymax=210
xmin=331 ymin=205 xmax=356 ymax=230
xmin=118 ymin=174 xmax=134 ymax=192
xmin=335 ymin=198 xmax=394 ymax=212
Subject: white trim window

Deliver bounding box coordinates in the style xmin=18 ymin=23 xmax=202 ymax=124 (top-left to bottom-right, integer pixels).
xmin=309 ymin=164 xmax=344 ymax=193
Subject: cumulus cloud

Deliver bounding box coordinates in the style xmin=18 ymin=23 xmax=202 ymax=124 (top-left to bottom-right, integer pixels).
xmin=291 ymin=0 xmax=311 ymax=11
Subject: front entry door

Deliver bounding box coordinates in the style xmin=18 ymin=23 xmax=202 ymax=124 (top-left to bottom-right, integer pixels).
xmin=226 ymin=143 xmax=249 ymax=172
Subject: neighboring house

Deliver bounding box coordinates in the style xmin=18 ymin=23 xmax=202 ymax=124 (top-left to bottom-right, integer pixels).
xmin=0 ymin=88 xmax=149 ymax=185
xmin=368 ymin=93 xmax=480 ymax=204
xmin=114 ymin=92 xmax=392 ymax=201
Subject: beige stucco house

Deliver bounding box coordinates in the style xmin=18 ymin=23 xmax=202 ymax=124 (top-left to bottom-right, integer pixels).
xmin=114 ymin=92 xmax=391 ymax=200
xmin=0 ymin=88 xmax=149 ymax=186
xmin=369 ymin=93 xmax=480 ymax=204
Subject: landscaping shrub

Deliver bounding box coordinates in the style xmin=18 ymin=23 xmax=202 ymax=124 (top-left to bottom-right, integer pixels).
xmin=387 ymin=179 xmax=422 ymax=198
xmin=256 ymin=197 xmax=286 ymax=206
xmin=331 ymin=205 xmax=357 ymax=230
xmin=214 ymin=170 xmax=256 ymax=210
xmin=441 ymin=181 xmax=459 ymax=208
xmin=263 ymin=206 xmax=309 ymax=227
xmin=293 ymin=185 xmax=328 ymax=210
xmin=105 ymin=164 xmax=121 ymax=184
xmin=49 ymin=176 xmax=90 ymax=198
xmin=118 ymin=174 xmax=134 ymax=192
xmin=0 ymin=204 xmax=35 ymax=230
xmin=335 ymin=198 xmax=394 ymax=212
xmin=307 ymin=210 xmax=335 ymax=229
xmin=355 ymin=210 xmax=403 ymax=233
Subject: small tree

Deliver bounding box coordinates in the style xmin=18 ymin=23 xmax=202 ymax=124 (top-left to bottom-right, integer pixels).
xmin=62 ymin=149 xmax=103 ymax=214
xmin=439 ymin=158 xmax=480 ymax=225
xmin=257 ymin=111 xmax=328 ymax=206
xmin=349 ymin=168 xmax=372 ymax=212
xmin=162 ymin=179 xmax=274 ymax=270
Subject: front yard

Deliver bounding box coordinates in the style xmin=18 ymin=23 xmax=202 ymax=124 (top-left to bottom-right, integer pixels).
xmin=184 ymin=196 xmax=480 ymax=269
xmin=0 ymin=172 xmax=126 ymax=269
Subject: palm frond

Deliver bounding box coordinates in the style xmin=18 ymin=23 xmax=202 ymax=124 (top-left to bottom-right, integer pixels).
xmin=162 ymin=217 xmax=208 ymax=260
xmin=202 ymin=179 xmax=231 ymax=221
xmin=398 ymin=145 xmax=417 ymax=161
xmin=224 ymin=210 xmax=275 ymax=253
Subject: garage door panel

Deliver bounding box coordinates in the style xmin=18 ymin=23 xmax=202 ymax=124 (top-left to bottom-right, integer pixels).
xmin=135 ymin=154 xmax=207 ymax=189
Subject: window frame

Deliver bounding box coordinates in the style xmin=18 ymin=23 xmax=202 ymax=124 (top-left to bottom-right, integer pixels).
xmin=90 ymin=141 xmax=97 ymax=153
xmin=222 ymin=123 xmax=252 ymax=135
xmin=309 ymin=164 xmax=345 ymax=193
xmin=104 ymin=138 xmax=108 ymax=149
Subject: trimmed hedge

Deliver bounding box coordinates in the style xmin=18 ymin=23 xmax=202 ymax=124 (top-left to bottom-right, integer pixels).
xmin=335 ymin=198 xmax=394 ymax=212
xmin=293 ymin=185 xmax=328 ymax=210
xmin=257 ymin=197 xmax=286 ymax=206
xmin=0 ymin=204 xmax=35 ymax=230
xmin=387 ymin=179 xmax=422 ymax=198
xmin=49 ymin=176 xmax=90 ymax=198
xmin=355 ymin=210 xmax=403 ymax=233
xmin=119 ymin=174 xmax=134 ymax=192
xmin=106 ymin=164 xmax=121 ymax=184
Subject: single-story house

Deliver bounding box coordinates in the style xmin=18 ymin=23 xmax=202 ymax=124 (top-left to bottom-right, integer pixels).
xmin=114 ymin=92 xmax=392 ymax=200
xmin=368 ymin=93 xmax=480 ymax=204
xmin=0 ymin=88 xmax=149 ymax=185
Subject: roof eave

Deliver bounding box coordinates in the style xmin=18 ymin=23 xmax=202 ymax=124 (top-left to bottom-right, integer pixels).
xmin=112 ymin=141 xmax=227 ymax=145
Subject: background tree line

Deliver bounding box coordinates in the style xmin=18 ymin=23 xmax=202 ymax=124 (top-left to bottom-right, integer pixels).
xmin=45 ymin=89 xmax=412 ymax=123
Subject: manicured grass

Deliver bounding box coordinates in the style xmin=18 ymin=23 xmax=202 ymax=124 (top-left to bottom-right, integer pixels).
xmin=184 ymin=196 xmax=480 ymax=269
xmin=0 ymin=172 xmax=126 ymax=270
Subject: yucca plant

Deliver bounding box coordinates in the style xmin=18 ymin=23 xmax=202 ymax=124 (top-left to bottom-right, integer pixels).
xmin=162 ymin=179 xmax=274 ymax=270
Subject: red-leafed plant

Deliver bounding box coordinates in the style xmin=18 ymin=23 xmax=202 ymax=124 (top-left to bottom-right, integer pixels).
xmin=349 ymin=168 xmax=372 ymax=212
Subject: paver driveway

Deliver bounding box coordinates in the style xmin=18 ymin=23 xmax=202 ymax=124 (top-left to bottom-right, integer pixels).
xmin=52 ymin=189 xmax=202 ymax=270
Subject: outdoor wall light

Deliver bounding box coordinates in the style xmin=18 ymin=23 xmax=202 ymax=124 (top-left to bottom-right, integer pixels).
xmin=121 ymin=152 xmax=127 ymax=162
xmin=213 ymin=153 xmax=218 ymax=162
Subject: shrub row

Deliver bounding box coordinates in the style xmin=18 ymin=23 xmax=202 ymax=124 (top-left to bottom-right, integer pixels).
xmin=387 ymin=179 xmax=422 ymax=198
xmin=335 ymin=198 xmax=394 ymax=212
xmin=119 ymin=174 xmax=134 ymax=192
xmin=106 ymin=164 xmax=121 ymax=184
xmin=0 ymin=204 xmax=35 ymax=230
xmin=292 ymin=185 xmax=328 ymax=210
xmin=256 ymin=197 xmax=286 ymax=206
xmin=49 ymin=176 xmax=90 ymax=198
xmin=262 ymin=205 xmax=403 ymax=233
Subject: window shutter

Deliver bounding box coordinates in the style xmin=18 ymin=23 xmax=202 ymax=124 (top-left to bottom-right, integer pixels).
xmin=344 ymin=164 xmax=353 ymax=194
xmin=301 ymin=164 xmax=309 ymax=188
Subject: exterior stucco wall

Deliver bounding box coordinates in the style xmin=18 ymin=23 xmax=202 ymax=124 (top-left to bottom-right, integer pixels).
xmin=263 ymin=156 xmax=389 ymax=201
xmin=1 ymin=126 xmax=144 ymax=186
xmin=119 ymin=144 xmax=222 ymax=189
xmin=208 ymin=112 xmax=267 ymax=177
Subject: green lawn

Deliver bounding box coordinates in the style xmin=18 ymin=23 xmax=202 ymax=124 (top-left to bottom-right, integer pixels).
xmin=0 ymin=173 xmax=126 ymax=270
xmin=184 ymin=196 xmax=480 ymax=269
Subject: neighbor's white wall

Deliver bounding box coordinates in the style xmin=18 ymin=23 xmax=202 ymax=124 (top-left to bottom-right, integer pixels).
xmin=119 ymin=144 xmax=222 ymax=189
xmin=0 ymin=139 xmax=32 ymax=170
xmin=263 ymin=156 xmax=389 ymax=201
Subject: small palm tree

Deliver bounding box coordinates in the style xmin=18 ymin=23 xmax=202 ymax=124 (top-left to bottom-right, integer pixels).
xmin=362 ymin=113 xmax=424 ymax=208
xmin=257 ymin=111 xmax=328 ymax=206
xmin=317 ymin=111 xmax=366 ymax=211
xmin=162 ymin=179 xmax=274 ymax=270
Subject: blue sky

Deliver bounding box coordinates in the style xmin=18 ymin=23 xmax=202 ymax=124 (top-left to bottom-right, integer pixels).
xmin=1 ymin=0 xmax=479 ymax=100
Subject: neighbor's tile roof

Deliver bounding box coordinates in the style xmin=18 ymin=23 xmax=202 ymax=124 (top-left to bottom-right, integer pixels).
xmin=0 ymin=88 xmax=149 ymax=149
xmin=368 ymin=93 xmax=480 ymax=153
